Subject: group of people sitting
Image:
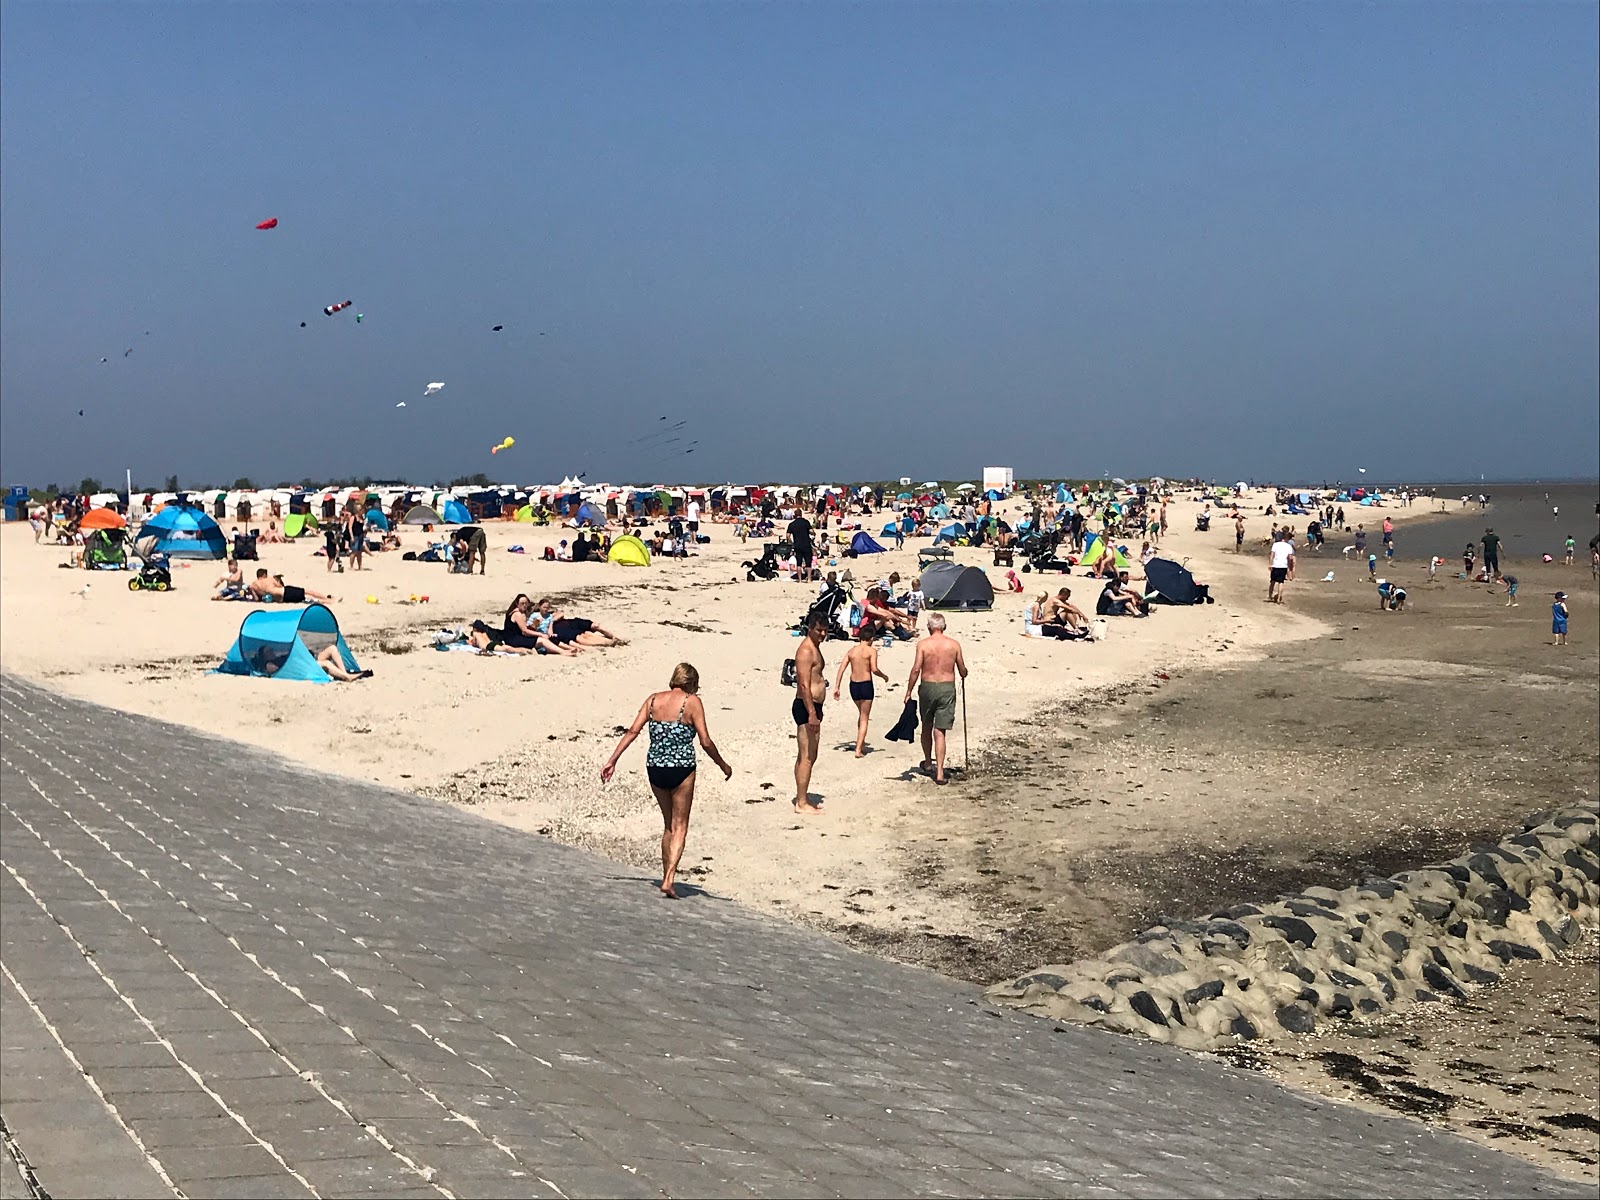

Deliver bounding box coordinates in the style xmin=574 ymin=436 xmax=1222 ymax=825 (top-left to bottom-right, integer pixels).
xmin=1023 ymin=572 xmax=1150 ymax=640
xmin=463 ymin=594 xmax=629 ymax=656
xmin=809 ymin=571 xmax=925 ymax=642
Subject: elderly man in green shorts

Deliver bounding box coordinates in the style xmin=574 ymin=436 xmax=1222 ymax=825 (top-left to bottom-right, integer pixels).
xmin=905 ymin=612 xmax=969 ymax=785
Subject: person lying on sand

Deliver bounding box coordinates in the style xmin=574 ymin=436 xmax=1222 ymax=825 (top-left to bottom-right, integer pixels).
xmin=247 ymin=569 xmax=335 ymax=605
xmin=534 ymin=596 xmax=628 ymax=647
xmin=466 ymin=620 xmax=570 ymax=656
xmin=316 ymin=643 xmax=374 ymax=681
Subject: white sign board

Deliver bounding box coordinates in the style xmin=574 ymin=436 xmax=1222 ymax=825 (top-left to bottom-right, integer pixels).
xmin=982 ymin=466 xmax=1014 ymax=493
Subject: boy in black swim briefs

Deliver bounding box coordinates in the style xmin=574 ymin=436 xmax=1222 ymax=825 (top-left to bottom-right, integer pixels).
xmin=833 ymin=638 xmax=890 ymax=758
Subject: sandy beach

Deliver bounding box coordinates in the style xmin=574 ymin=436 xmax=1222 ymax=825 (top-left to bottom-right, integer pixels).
xmin=1 ymin=489 xmax=1328 ymax=935
xmin=3 ymin=486 xmax=1594 ymax=1178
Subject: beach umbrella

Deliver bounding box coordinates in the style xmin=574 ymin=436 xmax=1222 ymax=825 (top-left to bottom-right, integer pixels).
xmin=956 ymin=483 xmax=976 ymax=492
xmin=79 ymin=508 xmax=126 ymax=531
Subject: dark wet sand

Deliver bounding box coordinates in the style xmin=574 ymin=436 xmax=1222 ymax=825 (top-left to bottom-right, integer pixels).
xmin=827 ymin=551 xmax=1598 ymax=1178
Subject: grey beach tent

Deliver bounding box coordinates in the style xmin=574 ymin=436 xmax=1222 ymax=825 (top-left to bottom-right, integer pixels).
xmin=920 ymin=561 xmax=994 ymax=611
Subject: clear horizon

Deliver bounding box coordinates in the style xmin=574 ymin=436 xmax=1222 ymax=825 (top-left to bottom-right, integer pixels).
xmin=3 ymin=2 xmax=1596 ymax=488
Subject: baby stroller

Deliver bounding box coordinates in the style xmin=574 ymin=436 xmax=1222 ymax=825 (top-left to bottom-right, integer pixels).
xmin=84 ymin=528 xmax=129 ymax=570
xmin=128 ymin=552 xmax=173 ymax=591
xmin=802 ymin=583 xmax=854 ymax=640
xmin=1017 ymin=531 xmax=1072 ymax=574
xmin=1194 ymin=512 xmax=1211 ymax=532
xmin=744 ymin=543 xmax=781 ymax=581
xmin=232 ymin=530 xmax=260 ymax=561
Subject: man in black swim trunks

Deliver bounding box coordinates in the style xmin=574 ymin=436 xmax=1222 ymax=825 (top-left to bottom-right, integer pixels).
xmin=248 ymin=569 xmax=335 ymax=606
xmin=787 ymin=511 xmax=815 ymax=581
xmin=792 ymin=611 xmax=827 ymax=814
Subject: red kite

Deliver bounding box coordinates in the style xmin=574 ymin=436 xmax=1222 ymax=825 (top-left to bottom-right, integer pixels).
xmin=255 ymin=217 xmax=278 ymax=230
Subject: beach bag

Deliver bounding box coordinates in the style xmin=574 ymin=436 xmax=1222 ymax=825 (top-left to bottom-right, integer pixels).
xmin=1088 ymin=618 xmax=1109 ymax=642
xmin=780 ymin=658 xmax=798 ymax=688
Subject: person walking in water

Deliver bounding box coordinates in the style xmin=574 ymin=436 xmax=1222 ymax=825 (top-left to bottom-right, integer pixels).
xmin=792 ymin=612 xmax=828 ymax=813
xmin=601 ymin=662 xmax=731 ymax=899
xmin=906 ymin=613 xmax=968 ymax=785
xmin=833 ymin=636 xmax=890 ymax=758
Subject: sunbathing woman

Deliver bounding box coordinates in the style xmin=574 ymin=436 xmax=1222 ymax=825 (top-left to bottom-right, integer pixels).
xmin=533 ymin=597 xmax=628 ymax=647
xmin=501 ymin=596 xmax=581 ymax=655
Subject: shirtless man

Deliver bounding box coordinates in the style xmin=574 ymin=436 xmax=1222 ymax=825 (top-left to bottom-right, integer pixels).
xmin=792 ymin=612 xmax=828 ymax=813
xmin=248 ymin=569 xmax=335 ymax=605
xmin=833 ymin=637 xmax=889 ymax=757
xmin=1047 ymin=587 xmax=1090 ymax=634
xmin=211 ymin=557 xmax=244 ymax=600
xmin=905 ymin=613 xmax=968 ymax=784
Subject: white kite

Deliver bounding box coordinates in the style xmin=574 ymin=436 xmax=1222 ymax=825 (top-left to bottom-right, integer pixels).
xmin=395 ymin=402 xmax=407 ymax=408
xmin=1358 ymin=467 xmax=1367 ymax=473
xmin=424 ymin=382 xmax=445 ymax=396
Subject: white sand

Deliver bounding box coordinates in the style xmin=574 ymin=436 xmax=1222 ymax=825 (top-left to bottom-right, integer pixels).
xmin=3 ymin=491 xmax=1433 ymax=939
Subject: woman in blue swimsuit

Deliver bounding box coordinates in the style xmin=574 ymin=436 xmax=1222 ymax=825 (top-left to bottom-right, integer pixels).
xmin=601 ymin=663 xmax=733 ymax=898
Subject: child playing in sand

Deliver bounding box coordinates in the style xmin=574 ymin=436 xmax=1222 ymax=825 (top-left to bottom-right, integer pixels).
xmin=1367 ymin=552 xmax=1378 ymax=580
xmin=1552 ymin=592 xmax=1569 ymax=646
xmin=1463 ymin=543 xmax=1476 ymax=577
xmin=1501 ymin=573 xmax=1518 ymax=607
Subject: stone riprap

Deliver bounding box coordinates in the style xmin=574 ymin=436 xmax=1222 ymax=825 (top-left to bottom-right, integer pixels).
xmin=988 ymin=807 xmax=1599 ymax=1050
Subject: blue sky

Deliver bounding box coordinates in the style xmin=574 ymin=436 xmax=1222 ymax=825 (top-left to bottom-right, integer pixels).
xmin=2 ymin=1 xmax=1596 ymax=489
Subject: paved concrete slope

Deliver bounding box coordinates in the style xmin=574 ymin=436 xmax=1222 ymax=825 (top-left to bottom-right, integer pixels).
xmin=0 ymin=676 xmax=1582 ymax=1200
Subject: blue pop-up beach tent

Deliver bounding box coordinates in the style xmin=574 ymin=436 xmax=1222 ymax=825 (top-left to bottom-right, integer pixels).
xmin=850 ymin=531 xmax=886 ymax=555
xmin=439 ymin=497 xmax=471 ymax=524
xmin=364 ymin=507 xmax=389 ymax=531
xmin=137 ymin=503 xmax=227 ymax=559
xmin=934 ymin=522 xmax=965 ymax=544
xmin=572 ymin=502 xmax=606 ymax=527
xmin=214 ymin=604 xmax=360 ymax=683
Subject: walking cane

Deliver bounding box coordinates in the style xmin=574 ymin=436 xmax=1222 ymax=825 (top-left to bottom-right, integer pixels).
xmin=960 ymin=676 xmax=969 ymax=773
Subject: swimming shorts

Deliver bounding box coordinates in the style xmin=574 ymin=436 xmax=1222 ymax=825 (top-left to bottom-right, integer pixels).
xmin=918 ymin=681 xmax=958 ymax=731
xmin=1270 ymin=567 xmax=1288 ymax=584
xmin=283 ymin=584 xmax=307 ymax=604
xmin=792 ymin=697 xmax=823 ymax=725
xmin=848 ymin=680 xmax=874 ymax=703
xmin=551 ymin=618 xmax=592 ymax=643
xmin=646 ymin=764 xmax=696 ymax=790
